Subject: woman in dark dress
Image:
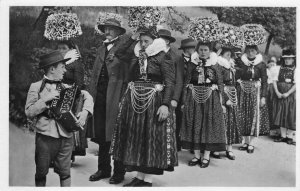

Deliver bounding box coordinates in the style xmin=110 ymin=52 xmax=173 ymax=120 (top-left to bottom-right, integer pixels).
xmin=57 ymin=41 xmax=86 ymax=161
xmin=237 ymin=45 xmax=270 ymax=154
xmin=110 ymin=27 xmax=177 ymax=187
xmin=215 ymin=47 xmax=242 ymax=160
xmin=273 ymin=49 xmax=296 ymax=145
xmin=180 ymin=41 xmax=226 ymax=168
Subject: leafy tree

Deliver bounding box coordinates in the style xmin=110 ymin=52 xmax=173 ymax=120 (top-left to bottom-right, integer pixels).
xmin=207 ymin=7 xmax=296 ymax=54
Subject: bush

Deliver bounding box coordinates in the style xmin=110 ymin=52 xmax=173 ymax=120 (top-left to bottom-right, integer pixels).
xmin=9 ymin=10 xmax=102 ymax=127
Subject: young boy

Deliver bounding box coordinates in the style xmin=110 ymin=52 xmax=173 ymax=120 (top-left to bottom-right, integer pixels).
xmin=25 ymin=51 xmax=94 ymax=187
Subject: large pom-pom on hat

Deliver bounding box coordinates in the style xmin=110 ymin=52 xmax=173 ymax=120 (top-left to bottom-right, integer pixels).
xmin=95 ymin=12 xmax=125 ymax=35
xmin=241 ymin=24 xmax=267 ymax=46
xmin=219 ymin=23 xmax=244 ymax=48
xmin=128 ymin=6 xmax=165 ymax=33
xmin=44 ymin=12 xmax=83 ymax=41
xmin=188 ymin=16 xmax=220 ymax=43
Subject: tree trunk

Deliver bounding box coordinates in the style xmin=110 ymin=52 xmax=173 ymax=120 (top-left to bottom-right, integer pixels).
xmin=265 ymin=34 xmax=273 ymax=55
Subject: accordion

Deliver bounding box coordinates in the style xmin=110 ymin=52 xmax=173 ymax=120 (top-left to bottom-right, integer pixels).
xmin=49 ymin=84 xmax=84 ymax=132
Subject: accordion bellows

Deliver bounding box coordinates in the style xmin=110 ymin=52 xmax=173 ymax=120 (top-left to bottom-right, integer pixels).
xmin=44 ymin=12 xmax=83 ymax=41
xmin=49 ymin=85 xmax=84 ymax=132
xmin=188 ymin=17 xmax=220 ymax=43
xmin=241 ymin=24 xmax=267 ymax=46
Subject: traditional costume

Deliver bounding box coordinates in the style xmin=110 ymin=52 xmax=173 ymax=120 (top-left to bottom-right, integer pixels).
xmin=44 ymin=11 xmax=87 ymax=161
xmin=25 ymin=51 xmax=93 ymax=187
xmin=273 ymin=49 xmax=296 ymax=145
xmin=217 ymin=55 xmax=242 ymax=146
xmin=111 ymin=34 xmax=177 ymax=175
xmin=237 ymin=24 xmax=270 ymax=153
xmin=180 ymin=17 xmax=226 ymax=168
xmin=87 ymin=13 xmax=133 ymax=183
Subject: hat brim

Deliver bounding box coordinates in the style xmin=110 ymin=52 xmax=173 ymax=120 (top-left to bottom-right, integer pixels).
xmin=178 ymin=42 xmax=197 ymax=50
xmin=178 ymin=46 xmax=196 ymax=50
xmin=159 ymin=35 xmax=176 ymax=43
xmin=98 ymin=24 xmax=126 ymax=35
xmin=39 ymin=57 xmax=71 ymax=69
xmin=282 ymin=55 xmax=296 ymax=58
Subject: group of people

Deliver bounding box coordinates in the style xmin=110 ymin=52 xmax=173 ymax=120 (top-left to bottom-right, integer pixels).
xmin=24 ymin=16 xmax=296 ymax=187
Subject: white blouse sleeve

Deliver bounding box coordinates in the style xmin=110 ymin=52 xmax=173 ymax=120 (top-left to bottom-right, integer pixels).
xmin=272 ymin=66 xmax=281 ymax=82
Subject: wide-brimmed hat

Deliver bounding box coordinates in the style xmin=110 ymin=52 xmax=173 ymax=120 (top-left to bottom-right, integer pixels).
xmin=158 ymin=29 xmax=176 ymax=43
xmin=98 ymin=18 xmax=126 ymax=35
xmin=39 ymin=50 xmax=71 ymax=69
xmin=179 ymin=38 xmax=197 ymax=50
xmin=282 ymin=49 xmax=296 ymax=58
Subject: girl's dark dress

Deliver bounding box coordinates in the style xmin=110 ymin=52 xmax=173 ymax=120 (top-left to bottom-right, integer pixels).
xmin=110 ymin=50 xmax=178 ymax=175
xmin=221 ymin=65 xmax=242 ymax=145
xmin=236 ymin=58 xmax=270 ymax=136
xmin=272 ymin=66 xmax=296 ymax=130
xmin=180 ymin=58 xmax=226 ymax=151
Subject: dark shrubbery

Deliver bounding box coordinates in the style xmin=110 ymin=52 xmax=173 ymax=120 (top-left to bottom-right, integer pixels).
xmin=9 ymin=10 xmax=102 ymax=127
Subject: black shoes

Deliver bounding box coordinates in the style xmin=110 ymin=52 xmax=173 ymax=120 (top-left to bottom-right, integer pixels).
xmin=247 ymin=145 xmax=254 ymax=154
xmin=140 ymin=181 xmax=152 ymax=187
xmin=226 ymin=151 xmax=235 ymax=160
xmin=274 ymin=137 xmax=295 ymax=145
xmin=210 ymin=152 xmax=221 ymax=159
xmin=89 ymin=170 xmax=111 ymax=181
xmin=109 ymin=173 xmax=124 ymax=184
xmin=286 ymin=138 xmax=294 ymax=145
xmin=200 ymin=158 xmax=210 ymax=168
xmin=239 ymin=144 xmax=254 ymax=154
xmin=274 ymin=137 xmax=289 ymax=143
xmin=238 ymin=143 xmax=248 ymax=151
xmin=123 ymin=178 xmax=152 ymax=187
xmin=188 ymin=157 xmax=201 ymax=166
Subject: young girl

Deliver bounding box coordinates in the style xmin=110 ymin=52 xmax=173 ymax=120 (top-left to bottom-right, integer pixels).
xmin=237 ymin=45 xmax=269 ymax=153
xmin=214 ymin=47 xmax=242 ymax=160
xmin=266 ymin=59 xmax=280 ymax=135
xmin=273 ymin=49 xmax=296 ymax=145
xmin=180 ymin=41 xmax=226 ymax=168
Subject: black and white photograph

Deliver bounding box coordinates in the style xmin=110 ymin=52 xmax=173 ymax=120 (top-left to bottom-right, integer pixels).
xmin=1 ymin=0 xmax=299 ymax=189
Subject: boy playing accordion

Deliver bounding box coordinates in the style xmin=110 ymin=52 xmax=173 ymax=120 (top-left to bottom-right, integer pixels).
xmin=25 ymin=51 xmax=94 ymax=187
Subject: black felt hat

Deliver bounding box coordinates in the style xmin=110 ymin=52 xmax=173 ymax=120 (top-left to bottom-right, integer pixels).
xmin=282 ymin=48 xmax=296 ymax=58
xmin=179 ymin=38 xmax=197 ymax=50
xmin=158 ymin=29 xmax=176 ymax=43
xmin=98 ymin=18 xmax=126 ymax=35
xmin=39 ymin=50 xmax=71 ymax=69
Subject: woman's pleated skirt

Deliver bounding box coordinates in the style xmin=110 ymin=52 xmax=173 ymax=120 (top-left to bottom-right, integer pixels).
xmin=110 ymin=81 xmax=178 ymax=175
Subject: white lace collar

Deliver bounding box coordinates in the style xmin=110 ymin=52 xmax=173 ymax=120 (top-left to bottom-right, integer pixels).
xmin=241 ymin=53 xmax=263 ymax=66
xmin=217 ymin=56 xmax=235 ymax=69
xmin=191 ymin=51 xmax=218 ymax=66
xmin=134 ymin=38 xmax=168 ymax=57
